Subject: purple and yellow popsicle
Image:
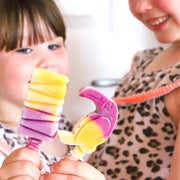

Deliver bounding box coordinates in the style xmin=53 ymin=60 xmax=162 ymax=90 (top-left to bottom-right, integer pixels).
xmin=19 ymin=68 xmax=69 ymax=149
xmin=58 ymin=87 xmax=118 ymax=160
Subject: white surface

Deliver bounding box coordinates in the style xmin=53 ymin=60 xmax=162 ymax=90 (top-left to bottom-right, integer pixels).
xmin=55 ymin=0 xmax=109 ymax=16
xmin=57 ymin=0 xmax=167 ymax=123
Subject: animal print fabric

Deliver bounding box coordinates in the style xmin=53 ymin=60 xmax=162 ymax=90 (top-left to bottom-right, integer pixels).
xmin=0 ymin=115 xmax=73 ymax=172
xmin=90 ymin=47 xmax=180 ymax=180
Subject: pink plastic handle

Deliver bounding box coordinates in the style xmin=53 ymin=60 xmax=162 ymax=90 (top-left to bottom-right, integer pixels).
xmin=27 ymin=137 xmax=42 ymax=149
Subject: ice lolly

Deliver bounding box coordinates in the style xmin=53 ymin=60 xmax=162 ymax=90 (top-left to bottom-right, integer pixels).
xmin=19 ymin=68 xmax=69 ymax=149
xmin=58 ymin=87 xmax=118 ymax=160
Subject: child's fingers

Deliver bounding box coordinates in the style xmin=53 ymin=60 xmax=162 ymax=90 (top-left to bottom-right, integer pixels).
xmin=7 ymin=176 xmax=35 ymax=180
xmin=40 ymin=173 xmax=86 ymax=180
xmin=0 ymin=147 xmax=42 ymax=180
xmin=0 ymin=160 xmax=41 ymax=180
xmin=2 ymin=147 xmax=42 ymax=169
xmin=49 ymin=157 xmax=105 ymax=180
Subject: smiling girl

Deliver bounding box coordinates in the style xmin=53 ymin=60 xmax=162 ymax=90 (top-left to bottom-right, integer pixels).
xmin=89 ymin=0 xmax=180 ymax=179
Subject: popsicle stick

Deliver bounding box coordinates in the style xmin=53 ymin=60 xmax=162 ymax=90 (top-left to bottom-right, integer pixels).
xmin=69 ymin=150 xmax=84 ymax=161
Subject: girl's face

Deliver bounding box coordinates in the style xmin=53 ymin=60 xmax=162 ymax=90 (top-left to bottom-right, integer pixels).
xmin=129 ymin=0 xmax=180 ymax=43
xmin=0 ymin=33 xmax=69 ymax=107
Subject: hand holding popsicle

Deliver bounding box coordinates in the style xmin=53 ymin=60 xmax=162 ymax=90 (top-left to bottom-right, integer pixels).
xmin=40 ymin=157 xmax=105 ymax=180
xmin=19 ymin=68 xmax=69 ymax=149
xmin=0 ymin=147 xmax=42 ymax=180
xmin=58 ymin=87 xmax=118 ymax=160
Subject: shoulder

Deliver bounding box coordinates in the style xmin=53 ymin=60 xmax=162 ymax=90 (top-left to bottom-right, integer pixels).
xmin=131 ymin=46 xmax=164 ymax=71
xmin=165 ymin=87 xmax=180 ymax=126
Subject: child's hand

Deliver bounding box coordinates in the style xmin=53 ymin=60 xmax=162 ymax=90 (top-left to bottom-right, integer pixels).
xmin=0 ymin=147 xmax=42 ymax=180
xmin=40 ymin=157 xmax=105 ymax=180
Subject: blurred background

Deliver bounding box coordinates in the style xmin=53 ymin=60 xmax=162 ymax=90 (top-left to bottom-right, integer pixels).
xmin=55 ymin=0 xmax=167 ymax=123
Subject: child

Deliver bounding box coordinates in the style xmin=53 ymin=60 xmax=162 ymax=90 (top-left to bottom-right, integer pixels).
xmin=89 ymin=0 xmax=180 ymax=180
xmin=0 ymin=0 xmax=105 ymax=179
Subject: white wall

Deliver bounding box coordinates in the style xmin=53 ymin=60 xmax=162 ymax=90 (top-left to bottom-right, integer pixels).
xmin=56 ymin=0 xmax=166 ymax=123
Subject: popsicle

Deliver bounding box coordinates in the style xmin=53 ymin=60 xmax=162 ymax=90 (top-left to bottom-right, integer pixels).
xmin=19 ymin=68 xmax=69 ymax=149
xmin=58 ymin=87 xmax=118 ymax=160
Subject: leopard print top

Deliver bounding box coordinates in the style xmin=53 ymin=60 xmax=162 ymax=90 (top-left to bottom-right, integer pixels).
xmin=90 ymin=47 xmax=180 ymax=180
xmin=0 ymin=115 xmax=73 ymax=172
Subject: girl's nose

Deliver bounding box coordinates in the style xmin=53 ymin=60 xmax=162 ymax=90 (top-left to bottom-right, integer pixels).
xmin=37 ymin=60 xmax=55 ymax=69
xmin=36 ymin=56 xmax=57 ymax=72
xmin=135 ymin=0 xmax=154 ymax=13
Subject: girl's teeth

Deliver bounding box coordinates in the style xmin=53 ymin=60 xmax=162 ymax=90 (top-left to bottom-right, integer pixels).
xmin=150 ymin=15 xmax=169 ymax=26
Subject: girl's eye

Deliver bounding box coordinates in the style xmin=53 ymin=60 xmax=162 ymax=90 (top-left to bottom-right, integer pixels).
xmin=16 ymin=48 xmax=32 ymax=54
xmin=48 ymin=44 xmax=61 ymax=50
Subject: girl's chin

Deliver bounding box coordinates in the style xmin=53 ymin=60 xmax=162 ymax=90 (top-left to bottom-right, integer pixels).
xmin=156 ymin=38 xmax=169 ymax=43
xmin=154 ymin=31 xmax=174 ymax=44
xmin=12 ymin=99 xmax=24 ymax=107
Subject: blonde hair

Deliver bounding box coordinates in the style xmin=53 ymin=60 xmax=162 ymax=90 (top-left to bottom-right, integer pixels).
xmin=0 ymin=0 xmax=66 ymax=51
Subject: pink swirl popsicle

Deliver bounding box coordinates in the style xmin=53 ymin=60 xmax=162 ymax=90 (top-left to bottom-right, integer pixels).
xmin=58 ymin=87 xmax=118 ymax=160
xmin=19 ymin=68 xmax=69 ymax=149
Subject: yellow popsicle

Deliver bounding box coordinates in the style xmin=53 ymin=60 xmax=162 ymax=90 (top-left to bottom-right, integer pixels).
xmin=27 ymin=89 xmax=63 ymax=106
xmin=29 ymin=84 xmax=67 ymax=100
xmin=31 ymin=68 xmax=69 ymax=85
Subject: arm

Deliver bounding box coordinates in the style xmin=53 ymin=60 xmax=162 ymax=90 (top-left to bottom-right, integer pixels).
xmin=0 ymin=147 xmax=42 ymax=180
xmin=40 ymin=157 xmax=105 ymax=180
xmin=168 ymin=123 xmax=180 ymax=180
xmin=165 ymin=87 xmax=180 ymax=180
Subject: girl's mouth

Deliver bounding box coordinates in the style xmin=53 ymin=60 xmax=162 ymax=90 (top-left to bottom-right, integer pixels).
xmin=148 ymin=15 xmax=170 ymax=26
